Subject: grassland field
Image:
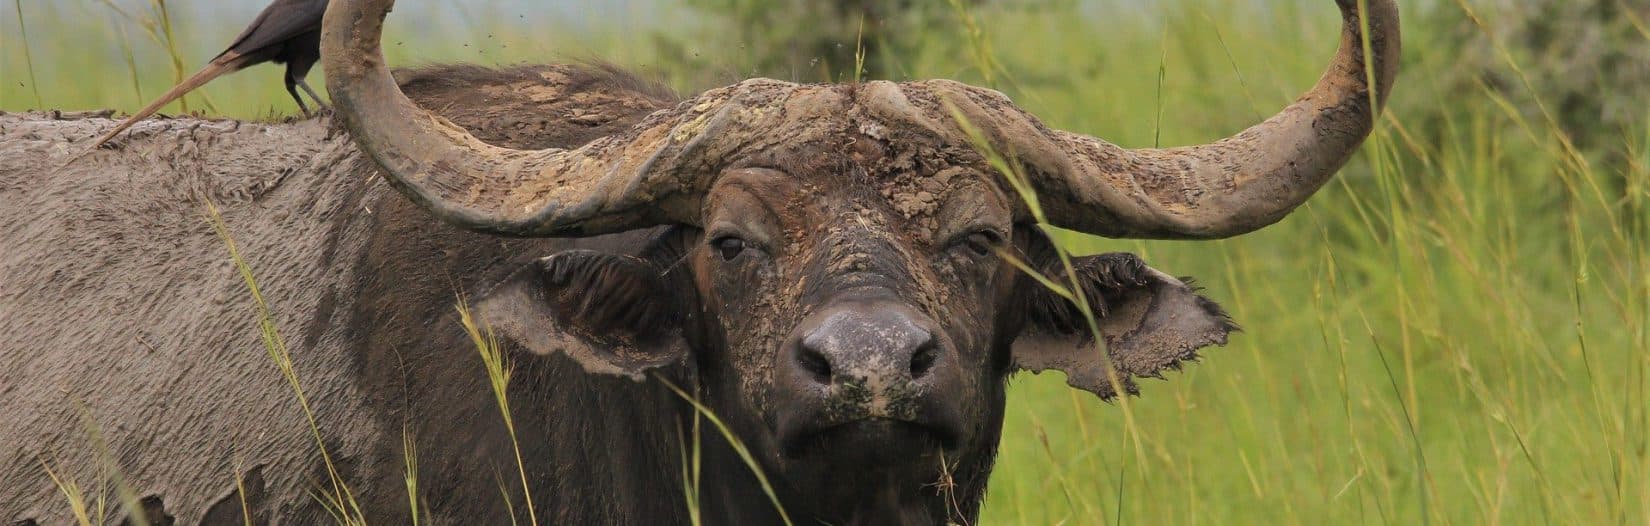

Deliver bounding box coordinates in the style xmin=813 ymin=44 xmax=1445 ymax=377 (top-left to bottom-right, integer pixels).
xmin=4 ymin=0 xmax=1647 ymax=524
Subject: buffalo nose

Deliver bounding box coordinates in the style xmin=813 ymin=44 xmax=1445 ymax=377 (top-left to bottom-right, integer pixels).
xmin=793 ymin=309 xmax=941 ymax=387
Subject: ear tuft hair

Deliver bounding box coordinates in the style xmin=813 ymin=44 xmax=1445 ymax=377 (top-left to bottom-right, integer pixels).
xmin=1028 ymin=253 xmax=1155 ymax=334
xmin=532 ymin=251 xmax=680 ymax=344
xmin=478 ymin=249 xmax=688 ymax=380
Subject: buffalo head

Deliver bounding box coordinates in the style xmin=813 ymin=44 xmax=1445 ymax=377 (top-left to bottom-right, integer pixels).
xmin=322 ymin=0 xmax=1398 ymax=520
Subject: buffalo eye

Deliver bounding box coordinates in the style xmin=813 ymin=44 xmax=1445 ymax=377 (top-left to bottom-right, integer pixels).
xmin=953 ymin=231 xmax=1000 ymax=257
xmin=713 ymin=236 xmax=747 ymax=261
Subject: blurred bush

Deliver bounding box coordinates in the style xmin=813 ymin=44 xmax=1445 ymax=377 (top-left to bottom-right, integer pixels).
xmin=1403 ymin=0 xmax=1649 ymax=233
xmin=652 ymin=0 xmax=996 ymax=83
xmin=1418 ymin=0 xmax=1650 ymax=162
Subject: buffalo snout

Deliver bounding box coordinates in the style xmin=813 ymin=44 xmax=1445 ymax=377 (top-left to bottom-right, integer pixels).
xmin=773 ymin=297 xmax=965 ymax=460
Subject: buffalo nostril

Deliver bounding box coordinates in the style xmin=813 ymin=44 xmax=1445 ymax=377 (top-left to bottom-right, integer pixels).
xmin=796 ymin=346 xmax=833 ymax=384
xmin=909 ymin=340 xmax=939 ymax=379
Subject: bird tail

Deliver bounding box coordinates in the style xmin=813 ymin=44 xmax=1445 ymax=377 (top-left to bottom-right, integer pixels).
xmin=85 ymin=57 xmax=242 ymax=151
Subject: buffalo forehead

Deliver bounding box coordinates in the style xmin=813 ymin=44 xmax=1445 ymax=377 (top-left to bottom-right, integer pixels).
xmin=699 ymin=86 xmax=1008 ymax=234
xmin=708 ymin=80 xmax=1002 ymax=205
xmin=705 ymin=161 xmax=1006 ymax=253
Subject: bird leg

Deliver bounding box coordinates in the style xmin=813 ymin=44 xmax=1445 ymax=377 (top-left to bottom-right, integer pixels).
xmin=284 ymin=75 xmax=313 ymax=117
xmin=296 ymin=78 xmax=328 ymax=112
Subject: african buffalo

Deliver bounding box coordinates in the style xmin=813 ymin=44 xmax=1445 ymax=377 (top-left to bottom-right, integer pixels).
xmin=0 ymin=0 xmax=1398 ymax=523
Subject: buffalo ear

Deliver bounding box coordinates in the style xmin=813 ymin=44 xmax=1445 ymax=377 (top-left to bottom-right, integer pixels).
xmin=1012 ymin=253 xmax=1236 ymax=399
xmin=476 ymin=250 xmax=687 ymax=380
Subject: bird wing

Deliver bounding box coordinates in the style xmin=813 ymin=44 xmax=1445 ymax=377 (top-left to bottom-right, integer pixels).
xmin=79 ymin=0 xmax=327 ymax=153
xmin=214 ymin=0 xmax=327 ymax=63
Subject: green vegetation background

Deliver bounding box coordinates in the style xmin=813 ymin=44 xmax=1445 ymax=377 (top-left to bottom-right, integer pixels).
xmin=3 ymin=0 xmax=1646 ymax=524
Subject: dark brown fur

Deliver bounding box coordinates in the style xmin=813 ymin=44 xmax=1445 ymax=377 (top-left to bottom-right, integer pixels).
xmin=394 ymin=63 xmax=677 ymax=150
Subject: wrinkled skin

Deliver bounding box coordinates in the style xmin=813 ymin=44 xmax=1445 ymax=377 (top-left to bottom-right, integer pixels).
xmin=693 ymin=145 xmax=1018 ymax=520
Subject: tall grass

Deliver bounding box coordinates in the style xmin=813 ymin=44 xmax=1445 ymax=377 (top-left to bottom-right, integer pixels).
xmin=454 ymin=302 xmax=540 ymax=525
xmin=10 ymin=0 xmax=42 ymax=107
xmin=936 ymin=1 xmax=1644 ymax=524
xmin=206 ymin=202 xmax=367 ymax=525
xmin=658 ymin=377 xmax=797 ymax=526
xmin=232 ymin=461 xmax=257 ymax=526
xmin=72 ymin=406 xmax=148 ymax=526
xmin=35 ymin=406 xmax=152 ymax=525
xmin=402 ymin=425 xmax=423 ymax=526
xmin=5 ymin=0 xmax=1644 ymax=524
xmin=38 ymin=456 xmax=105 ymax=526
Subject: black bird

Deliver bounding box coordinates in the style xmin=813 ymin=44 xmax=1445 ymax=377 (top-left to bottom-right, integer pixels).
xmin=89 ymin=0 xmax=329 ymax=149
